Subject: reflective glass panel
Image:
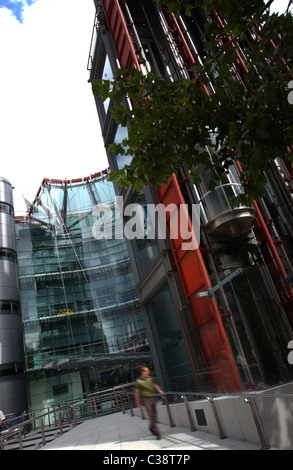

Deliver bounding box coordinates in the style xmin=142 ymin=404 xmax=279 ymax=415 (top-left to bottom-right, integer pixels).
xmin=146 ymin=282 xmax=195 ymax=392
xmin=16 ymin=175 xmax=152 ymax=410
xmin=114 ymin=125 xmax=133 ymax=169
xmin=102 ymin=55 xmax=113 ymax=113
xmin=126 ymin=193 xmax=160 ymax=278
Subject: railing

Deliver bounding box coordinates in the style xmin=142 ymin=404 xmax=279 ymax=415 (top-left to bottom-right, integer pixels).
xmin=1 ymin=387 xmax=293 ymax=450
xmin=0 ymin=383 xmax=134 ymax=450
xmin=124 ymin=390 xmax=293 ymax=450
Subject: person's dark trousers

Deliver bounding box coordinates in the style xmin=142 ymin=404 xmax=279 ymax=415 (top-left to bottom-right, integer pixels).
xmin=142 ymin=397 xmax=160 ymax=438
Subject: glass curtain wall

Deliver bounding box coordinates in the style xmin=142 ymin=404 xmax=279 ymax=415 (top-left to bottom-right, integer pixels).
xmin=16 ymin=175 xmax=151 ymax=412
xmin=146 ymin=282 xmax=196 ymax=392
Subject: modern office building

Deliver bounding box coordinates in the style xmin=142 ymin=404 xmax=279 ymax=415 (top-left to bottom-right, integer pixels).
xmin=88 ymin=0 xmax=293 ymax=394
xmin=14 ymin=172 xmax=151 ymax=412
xmin=1 ymin=0 xmax=293 ymax=416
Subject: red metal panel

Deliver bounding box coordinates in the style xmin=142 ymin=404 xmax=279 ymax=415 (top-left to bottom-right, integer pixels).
xmin=160 ymin=7 xmax=210 ymax=95
xmin=156 ymin=176 xmax=242 ymax=392
xmin=212 ymin=10 xmax=249 ymax=86
xmin=101 ymin=0 xmax=140 ymax=70
xmin=160 ymin=6 xmax=194 ymax=69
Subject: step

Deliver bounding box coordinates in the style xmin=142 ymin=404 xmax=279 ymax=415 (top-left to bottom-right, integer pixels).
xmin=2 ymin=422 xmax=80 ymax=450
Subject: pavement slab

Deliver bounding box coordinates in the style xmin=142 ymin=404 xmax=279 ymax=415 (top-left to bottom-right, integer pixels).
xmin=39 ymin=411 xmax=264 ymax=451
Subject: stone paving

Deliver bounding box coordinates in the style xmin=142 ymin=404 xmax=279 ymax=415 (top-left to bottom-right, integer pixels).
xmin=40 ymin=411 xmax=264 ymax=451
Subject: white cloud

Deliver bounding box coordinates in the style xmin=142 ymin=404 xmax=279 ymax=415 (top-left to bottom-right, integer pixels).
xmin=269 ymin=0 xmax=293 ymax=13
xmin=0 ymin=0 xmax=108 ymax=215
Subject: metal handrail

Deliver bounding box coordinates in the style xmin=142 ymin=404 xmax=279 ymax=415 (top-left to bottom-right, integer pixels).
xmin=1 ymin=387 xmax=293 ymax=450
xmin=0 ymin=383 xmax=135 ymax=450
xmin=123 ymin=389 xmax=293 ymax=450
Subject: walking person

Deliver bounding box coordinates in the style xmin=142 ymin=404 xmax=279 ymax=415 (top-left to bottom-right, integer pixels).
xmin=135 ymin=366 xmax=164 ymax=439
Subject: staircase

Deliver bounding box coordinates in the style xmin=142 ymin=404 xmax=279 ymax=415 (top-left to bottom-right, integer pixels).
xmin=1 ymin=422 xmax=80 ymax=450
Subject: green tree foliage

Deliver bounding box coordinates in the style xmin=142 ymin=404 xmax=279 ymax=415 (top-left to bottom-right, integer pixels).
xmin=91 ymin=0 xmax=293 ymax=204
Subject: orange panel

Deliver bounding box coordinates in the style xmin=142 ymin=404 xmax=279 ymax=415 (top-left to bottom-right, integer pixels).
xmin=101 ymin=0 xmax=140 ymax=70
xmin=156 ymin=175 xmax=242 ymax=392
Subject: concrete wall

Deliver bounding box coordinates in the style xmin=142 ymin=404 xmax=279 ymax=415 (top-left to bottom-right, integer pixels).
xmin=131 ymin=383 xmax=293 ymax=450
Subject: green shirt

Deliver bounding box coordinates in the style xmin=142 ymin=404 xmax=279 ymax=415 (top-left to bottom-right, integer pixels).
xmin=135 ymin=376 xmax=155 ymax=397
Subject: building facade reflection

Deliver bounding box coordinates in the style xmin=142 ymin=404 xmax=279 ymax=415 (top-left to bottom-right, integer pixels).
xmin=15 ymin=172 xmax=151 ymax=411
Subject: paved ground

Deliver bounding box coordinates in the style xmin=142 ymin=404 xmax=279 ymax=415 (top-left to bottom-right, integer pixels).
xmin=40 ymin=411 xmax=264 ymax=451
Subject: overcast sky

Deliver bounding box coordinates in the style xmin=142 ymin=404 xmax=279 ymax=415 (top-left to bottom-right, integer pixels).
xmin=0 ymin=0 xmax=108 ymax=215
xmin=0 ymin=0 xmax=291 ymax=215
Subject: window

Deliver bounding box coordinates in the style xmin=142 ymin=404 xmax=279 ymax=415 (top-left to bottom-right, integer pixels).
xmin=0 ymin=301 xmax=21 ymax=315
xmin=126 ymin=193 xmax=160 ymax=277
xmin=0 ymin=202 xmax=14 ymax=217
xmin=114 ymin=125 xmax=133 ymax=169
xmin=0 ymin=363 xmax=24 ymax=377
xmin=0 ymin=248 xmax=17 ymax=263
xmin=102 ymin=55 xmax=113 ymax=114
xmin=146 ymin=283 xmax=195 ymax=392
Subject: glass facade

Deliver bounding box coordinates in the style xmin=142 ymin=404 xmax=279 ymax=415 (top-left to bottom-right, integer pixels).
xmin=216 ymin=267 xmax=293 ymax=388
xmin=146 ymin=282 xmax=195 ymax=392
xmin=126 ymin=193 xmax=160 ymax=278
xmin=90 ymin=0 xmax=293 ymax=395
xmin=102 ymin=55 xmax=113 ymax=113
xmin=114 ymin=125 xmax=133 ymax=170
xmin=15 ymin=174 xmax=151 ymax=411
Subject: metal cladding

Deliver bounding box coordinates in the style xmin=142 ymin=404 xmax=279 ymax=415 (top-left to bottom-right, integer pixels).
xmin=0 ymin=179 xmax=18 ymax=300
xmin=0 ymin=177 xmax=27 ymax=415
